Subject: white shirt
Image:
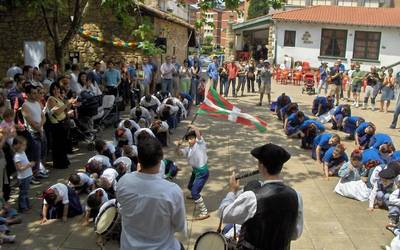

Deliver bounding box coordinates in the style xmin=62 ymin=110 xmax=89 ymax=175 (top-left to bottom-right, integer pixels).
xmin=140 ymin=96 xmax=161 ymax=109
xmin=162 ymin=97 xmax=187 ymax=118
xmin=14 ymin=152 xmax=33 ymax=179
xmin=43 ymin=183 xmax=69 ymax=205
xmin=86 ymin=188 xmax=109 ymax=210
xmin=116 ymin=127 xmax=133 ymax=146
xmin=101 ymin=168 xmax=118 ymax=191
xmin=180 ymin=138 xmax=208 ymax=168
xmin=118 ymin=119 xmax=141 ymax=131
xmin=88 ymin=155 xmax=112 ymax=168
xmin=22 ymin=100 xmax=43 ymax=134
xmin=130 ymin=106 xmax=152 ymax=122
xmin=116 ymin=172 xmax=186 ymax=250
xmin=219 ymin=180 xmax=303 ymax=241
xmin=69 ymin=72 xmax=82 ymax=95
xmin=105 ymin=142 xmax=116 ymax=154
xmin=68 ymin=172 xmax=94 ymax=188
xmin=389 ymin=188 xmax=400 ymax=207
xmin=134 ymin=128 xmax=156 ymax=145
xmin=157 ymin=104 xmax=179 ymax=116
xmin=82 ymin=83 xmax=102 ymax=96
xmin=114 ymin=157 xmax=132 ymax=173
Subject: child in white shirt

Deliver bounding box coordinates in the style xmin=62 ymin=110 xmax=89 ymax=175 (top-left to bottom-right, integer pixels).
xmin=13 ymin=136 xmax=34 ymax=212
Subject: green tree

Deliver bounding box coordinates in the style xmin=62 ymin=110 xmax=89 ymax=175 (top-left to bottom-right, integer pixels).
xmin=248 ymin=0 xmax=282 ymax=19
xmin=0 ymin=0 xmax=257 ymax=70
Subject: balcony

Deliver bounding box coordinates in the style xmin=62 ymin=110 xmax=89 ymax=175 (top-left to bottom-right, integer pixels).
xmin=158 ymin=0 xmax=189 ymax=21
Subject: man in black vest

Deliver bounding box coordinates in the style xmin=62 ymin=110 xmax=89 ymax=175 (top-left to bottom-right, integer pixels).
xmin=219 ymin=143 xmax=303 ymax=250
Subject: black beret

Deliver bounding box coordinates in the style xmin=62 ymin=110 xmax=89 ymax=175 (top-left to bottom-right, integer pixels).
xmin=388 ymin=161 xmax=400 ymax=175
xmin=379 ymin=167 xmax=398 ymax=180
xmin=251 ymin=143 xmax=291 ymax=168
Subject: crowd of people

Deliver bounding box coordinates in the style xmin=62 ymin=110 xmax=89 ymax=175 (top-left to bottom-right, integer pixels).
xmin=0 ymin=55 xmax=207 ymax=246
xmin=1 ymin=54 xmax=399 ymax=248
xmin=272 ymin=73 xmax=400 ymax=246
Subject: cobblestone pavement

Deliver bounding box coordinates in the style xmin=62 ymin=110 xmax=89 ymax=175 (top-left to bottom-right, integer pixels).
xmin=5 ymin=81 xmax=399 ymax=250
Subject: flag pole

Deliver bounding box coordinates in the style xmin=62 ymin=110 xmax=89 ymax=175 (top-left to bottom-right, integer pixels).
xmin=181 ymin=113 xmax=199 ymax=141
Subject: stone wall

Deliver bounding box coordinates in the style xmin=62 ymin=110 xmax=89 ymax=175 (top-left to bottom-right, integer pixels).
xmin=0 ymin=0 xmax=189 ymax=77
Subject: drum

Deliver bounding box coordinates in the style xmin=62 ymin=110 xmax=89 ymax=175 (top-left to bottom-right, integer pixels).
xmin=194 ymin=232 xmax=228 ymax=250
xmin=94 ymin=203 xmax=121 ymax=239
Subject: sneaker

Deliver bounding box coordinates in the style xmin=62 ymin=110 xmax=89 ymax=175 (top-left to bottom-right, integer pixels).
xmin=355 ymin=103 xmax=359 ymax=108
xmin=2 ymin=234 xmax=16 ymax=243
xmin=390 ymin=125 xmax=396 ymax=129
xmin=30 ymin=179 xmax=41 ymax=185
xmin=352 ymin=102 xmax=357 ymax=106
xmin=193 ymin=214 xmax=210 ymax=221
xmin=37 ymin=172 xmax=49 ymax=179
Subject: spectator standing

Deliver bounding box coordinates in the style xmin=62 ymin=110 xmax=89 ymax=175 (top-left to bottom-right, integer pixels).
xmin=218 ymin=62 xmax=228 ymax=96
xmin=21 ymin=85 xmax=46 ymax=182
xmin=351 ymin=64 xmax=364 ymax=108
xmin=381 ymin=68 xmax=395 ymax=113
xmin=246 ymin=60 xmax=256 ymax=93
xmin=160 ymin=56 xmax=176 ymax=94
xmin=87 ymin=62 xmax=103 ymax=86
xmin=120 ymin=63 xmax=131 ymax=106
xmin=317 ymin=62 xmax=329 ymax=95
xmin=46 ymin=82 xmax=74 ymax=169
xmin=225 ymin=58 xmax=238 ymax=97
xmin=236 ymin=61 xmax=247 ymax=97
xmin=141 ymin=57 xmax=153 ymax=97
xmin=148 ymin=56 xmax=158 ymax=94
xmin=363 ymin=66 xmax=379 ymax=111
xmin=172 ymin=56 xmax=181 ymax=97
xmin=258 ymin=61 xmax=272 ymax=106
xmin=207 ymin=56 xmax=219 ymax=90
xmin=69 ymin=64 xmax=82 ymax=96
xmin=179 ymin=60 xmax=191 ymax=94
xmin=328 ymin=62 xmax=342 ymax=106
xmin=190 ymin=61 xmax=201 ymax=103
xmin=103 ymin=61 xmax=121 ymax=96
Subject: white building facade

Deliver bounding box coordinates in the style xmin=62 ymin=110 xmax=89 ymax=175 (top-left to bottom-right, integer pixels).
xmin=272 ymin=6 xmax=400 ymax=71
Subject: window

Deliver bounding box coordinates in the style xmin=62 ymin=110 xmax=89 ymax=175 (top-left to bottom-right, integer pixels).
xmin=353 ymin=31 xmax=381 ymax=60
xmin=364 ymin=0 xmax=380 ymax=7
xmin=286 ymin=0 xmax=306 ymax=6
xmin=312 ymin=0 xmax=331 ymax=5
xmin=337 ymin=0 xmax=358 ymax=6
xmin=320 ymin=29 xmax=347 ymax=57
xmin=284 ymin=31 xmax=296 ymax=47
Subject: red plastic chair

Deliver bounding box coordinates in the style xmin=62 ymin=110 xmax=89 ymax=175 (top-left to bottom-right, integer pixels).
xmin=292 ymin=71 xmax=302 ymax=85
xmin=280 ymin=70 xmax=289 ymax=85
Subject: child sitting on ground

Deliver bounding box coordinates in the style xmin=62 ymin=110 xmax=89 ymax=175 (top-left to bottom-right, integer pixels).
xmin=334 ymin=149 xmax=370 ymax=201
xmin=343 ymin=116 xmax=365 ymax=140
xmin=94 ymin=140 xmax=116 ymax=165
xmin=13 ymin=136 xmax=35 ymax=213
xmin=355 ymin=122 xmax=376 ymax=149
xmin=299 ymin=119 xmax=325 ymax=149
xmin=323 ymin=144 xmax=348 ymax=178
xmin=331 ymin=104 xmax=351 ymax=130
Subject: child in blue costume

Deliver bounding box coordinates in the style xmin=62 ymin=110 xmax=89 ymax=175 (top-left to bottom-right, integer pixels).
xmin=323 ymin=144 xmax=348 ymax=177
xmin=361 ymin=148 xmax=384 ymax=188
xmin=284 ymin=111 xmax=309 ymax=137
xmin=312 ymin=133 xmax=340 ymax=162
xmin=299 ymin=119 xmax=325 ymax=149
xmin=312 ymin=95 xmax=334 ymax=116
xmin=343 ymin=116 xmax=365 ymax=140
xmin=331 ymin=104 xmax=351 ymax=130
xmin=355 ymin=122 xmax=376 ymax=149
xmin=275 ymin=93 xmax=291 ymax=120
xmin=281 ymin=102 xmax=299 ymax=124
xmin=369 ymin=133 xmax=394 ymax=150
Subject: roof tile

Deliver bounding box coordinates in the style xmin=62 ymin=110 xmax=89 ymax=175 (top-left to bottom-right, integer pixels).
xmin=272 ymin=6 xmax=400 ymax=28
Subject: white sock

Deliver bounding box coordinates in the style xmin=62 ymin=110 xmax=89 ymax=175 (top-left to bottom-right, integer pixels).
xmin=195 ymin=196 xmax=208 ymax=216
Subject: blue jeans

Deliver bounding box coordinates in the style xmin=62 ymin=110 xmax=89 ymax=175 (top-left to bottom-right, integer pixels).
xmin=188 ymin=170 xmax=209 ymax=200
xmin=391 ymin=102 xmax=400 ymax=128
xmin=25 ymin=132 xmax=43 ymax=174
xmin=161 ymin=79 xmax=173 ymax=94
xmin=225 ymin=79 xmax=236 ymax=97
xmin=220 ymin=78 xmax=227 ymax=95
xmin=190 ymin=78 xmax=201 ymax=105
xmin=18 ymin=176 xmax=32 ymax=210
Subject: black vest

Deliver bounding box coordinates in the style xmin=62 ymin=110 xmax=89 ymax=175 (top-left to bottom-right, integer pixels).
xmin=238 ymin=182 xmax=299 ymax=250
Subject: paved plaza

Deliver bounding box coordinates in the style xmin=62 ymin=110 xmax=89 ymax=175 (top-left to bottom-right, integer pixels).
xmin=4 ymin=81 xmax=399 ymax=250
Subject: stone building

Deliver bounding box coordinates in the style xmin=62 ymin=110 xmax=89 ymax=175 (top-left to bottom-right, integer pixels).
xmin=0 ymin=0 xmax=195 ymax=75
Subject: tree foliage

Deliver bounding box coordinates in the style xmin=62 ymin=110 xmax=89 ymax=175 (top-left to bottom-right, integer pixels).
xmin=248 ymin=0 xmax=282 ymax=19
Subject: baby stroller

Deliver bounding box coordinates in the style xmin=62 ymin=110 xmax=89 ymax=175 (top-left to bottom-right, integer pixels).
xmin=71 ymin=91 xmax=102 ymax=145
xmin=94 ymin=95 xmax=120 ymax=129
xmin=302 ymin=72 xmax=316 ymax=95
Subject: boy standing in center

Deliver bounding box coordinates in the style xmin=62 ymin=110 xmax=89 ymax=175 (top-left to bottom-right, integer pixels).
xmin=176 ymin=125 xmax=210 ymax=220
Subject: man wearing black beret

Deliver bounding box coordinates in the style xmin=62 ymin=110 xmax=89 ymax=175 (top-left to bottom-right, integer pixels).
xmin=219 ymin=143 xmax=303 ymax=250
